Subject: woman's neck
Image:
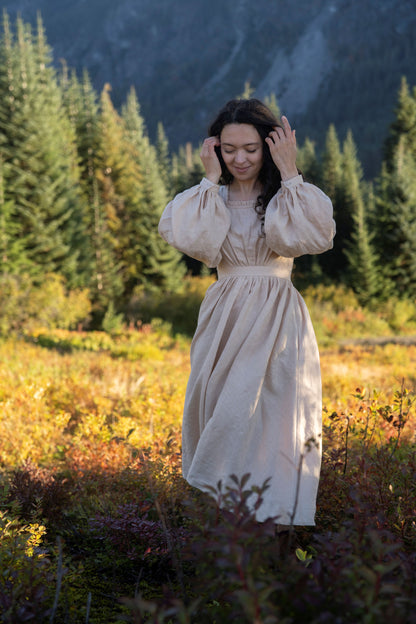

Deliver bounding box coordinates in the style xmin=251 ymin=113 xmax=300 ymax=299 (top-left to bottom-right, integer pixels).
xmin=229 ymin=179 xmax=262 ymax=201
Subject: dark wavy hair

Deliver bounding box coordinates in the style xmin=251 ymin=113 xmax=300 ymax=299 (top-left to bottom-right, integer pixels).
xmin=208 ymin=98 xmax=285 ymax=222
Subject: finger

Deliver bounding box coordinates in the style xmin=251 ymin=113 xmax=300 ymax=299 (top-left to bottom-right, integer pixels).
xmin=205 ymin=136 xmax=220 ymax=146
xmin=281 ymin=116 xmax=292 ymax=133
xmin=201 ymin=138 xmax=219 ymax=155
xmin=268 ymin=129 xmax=281 ymax=143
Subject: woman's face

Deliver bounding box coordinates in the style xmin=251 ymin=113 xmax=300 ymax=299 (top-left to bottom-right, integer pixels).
xmin=220 ymin=123 xmax=263 ymax=183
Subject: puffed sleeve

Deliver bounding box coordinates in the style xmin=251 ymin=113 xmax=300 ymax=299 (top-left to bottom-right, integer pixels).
xmin=264 ymin=174 xmax=335 ymax=257
xmin=158 ymin=177 xmax=231 ymax=267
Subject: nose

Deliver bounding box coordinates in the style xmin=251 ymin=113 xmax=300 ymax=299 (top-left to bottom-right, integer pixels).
xmin=234 ymin=150 xmax=246 ymax=163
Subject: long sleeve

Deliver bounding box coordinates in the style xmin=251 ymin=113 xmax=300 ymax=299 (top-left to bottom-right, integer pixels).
xmin=158 ymin=177 xmax=231 ymax=267
xmin=264 ymin=175 xmax=335 ymax=258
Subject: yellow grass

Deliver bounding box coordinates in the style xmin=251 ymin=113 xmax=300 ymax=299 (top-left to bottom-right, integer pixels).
xmin=0 ymin=332 xmax=415 ymax=469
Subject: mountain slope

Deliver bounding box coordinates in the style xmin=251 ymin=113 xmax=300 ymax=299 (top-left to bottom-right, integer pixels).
xmin=3 ymin=0 xmax=416 ymax=176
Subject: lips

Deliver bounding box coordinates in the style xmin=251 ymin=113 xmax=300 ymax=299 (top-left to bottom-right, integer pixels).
xmin=234 ymin=166 xmax=250 ymax=174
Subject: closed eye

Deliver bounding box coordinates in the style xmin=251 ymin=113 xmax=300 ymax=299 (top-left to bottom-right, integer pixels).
xmin=223 ymin=148 xmax=259 ymax=154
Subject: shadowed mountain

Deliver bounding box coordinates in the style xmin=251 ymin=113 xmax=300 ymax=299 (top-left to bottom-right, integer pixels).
xmin=3 ymin=0 xmax=416 ymax=176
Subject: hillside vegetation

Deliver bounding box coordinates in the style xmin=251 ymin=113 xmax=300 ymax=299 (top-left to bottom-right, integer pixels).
xmin=1 ymin=13 xmax=416 ymax=333
xmin=0 ymin=325 xmax=415 ymax=622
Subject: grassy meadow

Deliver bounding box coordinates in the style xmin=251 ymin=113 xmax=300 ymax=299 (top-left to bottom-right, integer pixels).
xmin=0 ymin=298 xmax=415 ymax=623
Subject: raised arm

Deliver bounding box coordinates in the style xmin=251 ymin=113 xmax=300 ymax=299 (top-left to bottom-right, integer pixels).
xmin=158 ymin=178 xmax=231 ymax=267
xmin=264 ymin=175 xmax=335 ymax=257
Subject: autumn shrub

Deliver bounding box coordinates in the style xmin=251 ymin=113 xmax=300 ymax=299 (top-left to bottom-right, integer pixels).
xmin=129 ymin=279 xmax=416 ymax=345
xmin=27 ymin=327 xmax=116 ymax=353
xmin=0 ymin=509 xmax=54 ymax=623
xmin=127 ymin=276 xmax=215 ymax=335
xmin=0 ymin=330 xmax=187 ymax=467
xmin=378 ymin=296 xmax=416 ymax=332
xmin=90 ymin=500 xmax=188 ymax=576
xmin=302 ymin=283 xmax=392 ymax=346
xmin=0 ymin=273 xmax=91 ymax=336
xmin=0 ymin=330 xmax=415 ymax=622
xmin=27 ymin=322 xmax=181 ymax=359
xmin=119 ymin=472 xmax=416 ymax=624
xmin=7 ymin=461 xmax=72 ymax=525
xmin=0 ymin=274 xmax=30 ymax=335
xmin=26 ymin=274 xmax=92 ymax=330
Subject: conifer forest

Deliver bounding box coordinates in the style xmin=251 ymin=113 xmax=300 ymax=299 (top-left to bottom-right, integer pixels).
xmin=0 ymin=12 xmax=415 ymax=624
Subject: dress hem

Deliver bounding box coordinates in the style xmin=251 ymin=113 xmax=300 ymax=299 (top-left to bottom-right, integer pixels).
xmin=184 ymin=475 xmax=316 ymax=526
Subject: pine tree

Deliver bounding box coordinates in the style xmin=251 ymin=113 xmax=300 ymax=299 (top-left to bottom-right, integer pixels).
xmin=239 ymin=82 xmax=254 ymax=99
xmin=339 ymin=132 xmax=369 ymax=282
xmin=296 ymin=138 xmax=321 ymax=184
xmin=60 ymin=68 xmax=124 ymax=314
xmin=0 ymin=13 xmax=84 ymax=285
xmin=393 ymin=144 xmax=416 ymax=297
xmin=321 ymin=124 xmax=343 ymax=202
xmin=378 ymin=138 xmax=416 ymax=297
xmin=264 ymin=93 xmax=281 ymax=120
xmin=96 ymin=84 xmax=139 ymax=303
xmin=342 ymin=133 xmax=381 ymax=303
xmin=375 ymin=163 xmax=399 ymax=297
xmin=376 ymin=78 xmax=416 ymax=298
xmin=290 ymin=138 xmax=323 ymax=285
xmin=384 ymin=77 xmax=416 ymax=167
xmin=318 ymin=124 xmax=344 ymax=278
xmin=155 ymin=121 xmax=172 ymax=195
xmin=171 ymin=141 xmax=205 ymax=195
xmin=121 ymin=87 xmax=185 ymax=293
xmin=0 ymin=158 xmax=26 ymax=273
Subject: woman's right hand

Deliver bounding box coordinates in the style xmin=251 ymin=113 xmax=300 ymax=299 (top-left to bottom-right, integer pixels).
xmin=200 ymin=137 xmax=222 ymax=184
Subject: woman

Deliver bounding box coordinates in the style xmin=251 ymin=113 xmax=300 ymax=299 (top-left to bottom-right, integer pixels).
xmin=158 ymin=99 xmax=335 ymax=526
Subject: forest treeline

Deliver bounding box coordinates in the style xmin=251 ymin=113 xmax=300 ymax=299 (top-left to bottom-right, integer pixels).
xmin=0 ymin=12 xmax=415 ymax=332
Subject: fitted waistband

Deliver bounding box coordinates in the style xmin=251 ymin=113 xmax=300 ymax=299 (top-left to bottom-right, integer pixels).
xmin=217 ymin=264 xmax=292 ymax=280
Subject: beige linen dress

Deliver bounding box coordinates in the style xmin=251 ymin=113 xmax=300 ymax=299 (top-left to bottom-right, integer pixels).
xmin=158 ymin=174 xmax=335 ymax=524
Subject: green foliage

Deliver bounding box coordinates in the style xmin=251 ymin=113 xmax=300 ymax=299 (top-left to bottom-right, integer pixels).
xmin=343 ymin=134 xmax=381 ymax=303
xmin=1 ymin=9 xmax=416 ymax=332
xmin=171 ymin=142 xmax=206 ymax=196
xmin=26 ymin=274 xmax=91 ymax=330
xmin=0 ymin=159 xmax=26 ymax=274
xmin=0 ymin=508 xmax=54 ymax=622
xmin=0 ymin=13 xmax=85 ymax=287
xmin=321 ymin=123 xmax=343 ymax=203
xmin=155 ymin=121 xmax=172 ymax=194
xmin=127 ymin=276 xmax=215 ymax=336
xmin=264 ymin=92 xmax=281 ymax=120
xmin=26 ymin=323 xmax=181 ymax=364
xmin=384 ymin=77 xmax=416 ymax=166
xmin=0 ymin=12 xmax=187 ymax=328
xmin=300 ymin=283 xmax=416 ymax=346
xmin=296 ymin=137 xmax=321 ymax=184
xmin=318 ymin=125 xmax=350 ymax=280
xmin=376 ymin=77 xmax=416 ymax=298
xmin=61 ymin=68 xmax=123 ymax=313
xmin=121 ymin=87 xmax=185 ymax=294
xmin=0 ymin=272 xmax=91 ymax=334
xmin=102 ymin=301 xmax=125 ymax=334
xmin=381 ymin=297 xmax=416 ymax=332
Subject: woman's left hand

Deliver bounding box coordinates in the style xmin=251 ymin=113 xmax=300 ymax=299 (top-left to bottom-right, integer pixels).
xmin=265 ymin=116 xmax=298 ymax=181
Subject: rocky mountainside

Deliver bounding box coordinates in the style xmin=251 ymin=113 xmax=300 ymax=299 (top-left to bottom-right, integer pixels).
xmin=3 ymin=0 xmax=416 ymax=176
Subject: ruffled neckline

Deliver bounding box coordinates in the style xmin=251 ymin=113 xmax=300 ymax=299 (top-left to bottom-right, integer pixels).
xmin=225 ymin=186 xmax=258 ymax=206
